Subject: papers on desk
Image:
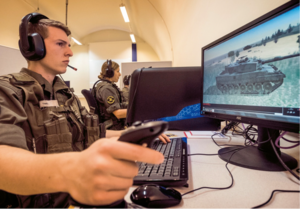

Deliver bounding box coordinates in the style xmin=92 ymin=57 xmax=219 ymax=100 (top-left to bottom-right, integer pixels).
xmin=190 ymin=131 xmax=216 ymax=136
xmin=184 ymin=131 xmax=228 ymax=139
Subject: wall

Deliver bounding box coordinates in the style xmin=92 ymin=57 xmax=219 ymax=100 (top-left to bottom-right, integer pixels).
xmin=147 ymin=0 xmax=290 ymax=66
xmin=81 ymin=30 xmax=159 ymax=62
xmin=0 ymin=45 xmax=27 ymax=75
xmin=136 ymin=42 xmax=160 ymax=62
xmin=0 ymin=0 xmax=34 ymax=49
xmin=89 ymin=41 xmax=132 ymax=88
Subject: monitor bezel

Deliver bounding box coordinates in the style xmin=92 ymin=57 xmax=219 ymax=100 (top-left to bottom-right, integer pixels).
xmin=200 ymin=0 xmax=300 ymax=133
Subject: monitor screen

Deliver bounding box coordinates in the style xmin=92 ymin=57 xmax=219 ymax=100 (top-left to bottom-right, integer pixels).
xmin=127 ymin=67 xmax=221 ymax=130
xmin=201 ymin=0 xmax=299 ymax=171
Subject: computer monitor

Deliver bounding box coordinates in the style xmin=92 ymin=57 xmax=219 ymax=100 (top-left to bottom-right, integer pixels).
xmin=201 ymin=0 xmax=299 ymax=171
xmin=127 ymin=67 xmax=221 ymax=130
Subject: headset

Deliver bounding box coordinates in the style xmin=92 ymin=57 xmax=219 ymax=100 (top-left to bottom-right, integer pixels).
xmin=19 ymin=13 xmax=49 ymax=61
xmin=123 ymin=75 xmax=131 ymax=86
xmin=105 ymin=59 xmax=115 ymax=78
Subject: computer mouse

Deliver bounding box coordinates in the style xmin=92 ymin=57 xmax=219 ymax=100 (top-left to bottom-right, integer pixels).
xmin=130 ymin=184 xmax=182 ymax=208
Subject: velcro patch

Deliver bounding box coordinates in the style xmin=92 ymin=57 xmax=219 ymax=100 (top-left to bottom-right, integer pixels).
xmin=107 ymin=96 xmax=115 ymax=104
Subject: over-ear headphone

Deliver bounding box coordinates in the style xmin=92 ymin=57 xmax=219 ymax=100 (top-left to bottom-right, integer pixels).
xmin=123 ymin=75 xmax=131 ymax=86
xmin=19 ymin=13 xmax=49 ymax=61
xmin=105 ymin=59 xmax=114 ymax=78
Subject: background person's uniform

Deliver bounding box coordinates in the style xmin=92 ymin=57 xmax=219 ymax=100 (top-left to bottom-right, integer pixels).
xmin=122 ymin=86 xmax=129 ymax=103
xmin=92 ymin=79 xmax=127 ymax=130
xmin=0 ymin=68 xmax=105 ymax=208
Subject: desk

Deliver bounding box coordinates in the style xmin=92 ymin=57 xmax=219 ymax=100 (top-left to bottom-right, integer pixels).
xmin=125 ymin=131 xmax=300 ymax=208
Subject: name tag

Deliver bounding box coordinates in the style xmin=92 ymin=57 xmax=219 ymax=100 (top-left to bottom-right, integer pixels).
xmin=39 ymin=100 xmax=59 ymax=108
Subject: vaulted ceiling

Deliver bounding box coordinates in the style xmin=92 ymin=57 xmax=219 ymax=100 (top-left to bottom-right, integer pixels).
xmin=1 ymin=0 xmax=290 ymax=66
xmin=20 ymin=0 xmax=173 ymax=61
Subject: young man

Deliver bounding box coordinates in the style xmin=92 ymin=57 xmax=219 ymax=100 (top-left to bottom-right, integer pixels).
xmin=0 ymin=13 xmax=165 ymax=208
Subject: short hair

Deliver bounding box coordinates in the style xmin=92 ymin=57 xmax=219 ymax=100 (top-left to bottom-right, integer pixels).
xmin=98 ymin=60 xmax=120 ymax=79
xmin=28 ymin=18 xmax=71 ymax=39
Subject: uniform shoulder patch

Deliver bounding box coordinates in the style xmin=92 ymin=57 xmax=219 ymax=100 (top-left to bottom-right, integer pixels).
xmin=107 ymin=96 xmax=115 ymax=104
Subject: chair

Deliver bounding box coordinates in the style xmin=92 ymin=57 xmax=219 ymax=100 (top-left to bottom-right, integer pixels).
xmin=81 ymin=89 xmax=100 ymax=116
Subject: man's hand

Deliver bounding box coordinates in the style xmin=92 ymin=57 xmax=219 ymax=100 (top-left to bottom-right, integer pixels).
xmin=62 ymin=138 xmax=164 ymax=206
xmin=158 ymin=133 xmax=171 ymax=144
xmin=106 ymin=131 xmax=171 ymax=144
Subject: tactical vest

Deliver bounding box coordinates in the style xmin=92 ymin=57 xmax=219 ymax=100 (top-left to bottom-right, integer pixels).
xmin=0 ymin=71 xmax=105 ymax=208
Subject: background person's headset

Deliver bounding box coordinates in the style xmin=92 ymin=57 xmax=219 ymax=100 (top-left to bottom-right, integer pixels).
xmin=105 ymin=59 xmax=115 ymax=78
xmin=123 ymin=75 xmax=131 ymax=86
xmin=19 ymin=13 xmax=49 ymax=61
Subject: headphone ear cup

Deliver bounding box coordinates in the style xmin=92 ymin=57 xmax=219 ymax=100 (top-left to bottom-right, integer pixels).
xmin=106 ymin=68 xmax=114 ymax=78
xmin=19 ymin=13 xmax=48 ymax=61
xmin=123 ymin=75 xmax=127 ymax=85
xmin=19 ymin=33 xmax=46 ymax=61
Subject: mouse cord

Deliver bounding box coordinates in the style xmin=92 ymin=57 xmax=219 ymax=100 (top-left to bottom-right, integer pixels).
xmin=200 ymin=130 xmax=300 ymax=209
xmin=181 ymin=146 xmax=245 ymax=197
xmin=183 ymin=135 xmax=274 ymax=196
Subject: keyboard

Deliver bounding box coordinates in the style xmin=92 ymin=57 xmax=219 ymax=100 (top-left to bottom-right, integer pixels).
xmin=134 ymin=137 xmax=189 ymax=187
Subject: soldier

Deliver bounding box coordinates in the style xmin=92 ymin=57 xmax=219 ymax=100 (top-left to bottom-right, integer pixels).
xmin=122 ymin=75 xmax=131 ymax=102
xmin=0 ymin=13 xmax=165 ymax=208
xmin=92 ymin=61 xmax=170 ymax=142
xmin=92 ymin=60 xmax=127 ymax=130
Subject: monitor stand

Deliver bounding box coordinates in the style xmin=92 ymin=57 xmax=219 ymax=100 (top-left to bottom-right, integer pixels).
xmin=218 ymin=127 xmax=298 ymax=171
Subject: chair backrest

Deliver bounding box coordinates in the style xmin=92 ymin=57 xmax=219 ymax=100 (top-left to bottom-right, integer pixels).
xmin=81 ymin=89 xmax=100 ymax=116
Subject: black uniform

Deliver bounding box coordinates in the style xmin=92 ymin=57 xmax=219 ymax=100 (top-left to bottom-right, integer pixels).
xmin=92 ymin=79 xmax=128 ymax=130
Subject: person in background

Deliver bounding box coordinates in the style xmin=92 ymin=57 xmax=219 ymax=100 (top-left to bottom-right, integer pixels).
xmin=0 ymin=13 xmax=164 ymax=208
xmin=92 ymin=60 xmax=170 ymax=143
xmin=92 ymin=60 xmax=127 ymax=130
xmin=122 ymin=75 xmax=131 ymax=102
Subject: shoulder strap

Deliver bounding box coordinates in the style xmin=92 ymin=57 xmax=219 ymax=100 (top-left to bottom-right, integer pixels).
xmin=92 ymin=79 xmax=102 ymax=89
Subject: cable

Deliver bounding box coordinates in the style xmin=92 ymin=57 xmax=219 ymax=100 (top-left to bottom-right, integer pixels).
xmin=211 ymin=133 xmax=241 ymax=148
xmin=185 ymin=129 xmax=299 ymax=208
xmin=275 ymin=131 xmax=300 ymax=149
xmin=269 ymin=132 xmax=300 ymax=181
xmin=187 ymin=147 xmax=243 ymax=156
xmin=181 ymin=147 xmax=242 ymax=197
xmin=281 ymin=136 xmax=300 ymax=143
xmin=183 ymin=141 xmax=268 ymax=197
xmin=250 ymin=130 xmax=300 ymax=208
xmin=182 ymin=136 xmax=271 ymax=196
xmin=188 ymin=128 xmax=299 ymax=208
xmin=252 ymin=190 xmax=300 ymax=208
xmin=219 ymin=122 xmax=260 ymax=147
xmin=243 ymin=125 xmax=258 ymax=145
xmin=221 ymin=121 xmax=238 ymax=135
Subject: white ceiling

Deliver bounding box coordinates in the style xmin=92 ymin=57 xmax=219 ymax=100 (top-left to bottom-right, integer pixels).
xmin=22 ymin=0 xmax=173 ymax=61
xmin=1 ymin=0 xmax=291 ymax=66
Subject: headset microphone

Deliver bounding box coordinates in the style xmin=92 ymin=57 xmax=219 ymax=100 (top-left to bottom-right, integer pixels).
xmin=68 ymin=64 xmax=77 ymax=71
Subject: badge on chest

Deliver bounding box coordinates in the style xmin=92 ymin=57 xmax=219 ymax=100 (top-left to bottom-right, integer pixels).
xmin=39 ymin=100 xmax=59 ymax=108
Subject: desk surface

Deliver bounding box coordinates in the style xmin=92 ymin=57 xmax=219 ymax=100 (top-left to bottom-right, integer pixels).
xmin=124 ymin=131 xmax=300 ymax=208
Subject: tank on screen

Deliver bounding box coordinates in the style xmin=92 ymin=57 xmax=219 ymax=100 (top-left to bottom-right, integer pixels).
xmin=215 ymin=55 xmax=288 ymax=95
